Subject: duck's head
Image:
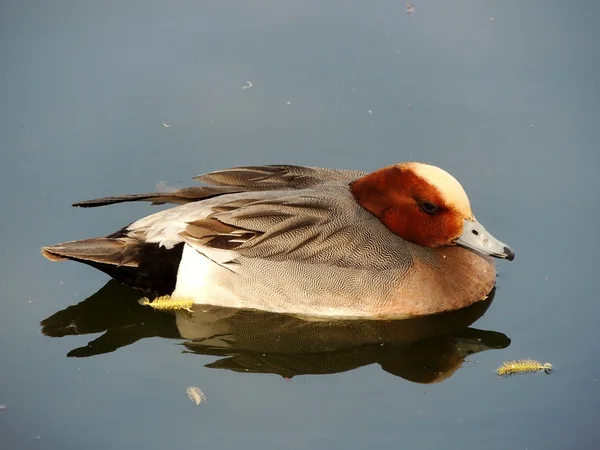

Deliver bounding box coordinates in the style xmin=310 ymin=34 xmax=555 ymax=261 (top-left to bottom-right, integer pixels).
xmin=350 ymin=162 xmax=514 ymax=261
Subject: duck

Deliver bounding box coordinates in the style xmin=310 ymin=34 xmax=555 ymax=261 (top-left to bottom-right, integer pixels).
xmin=41 ymin=162 xmax=514 ymax=319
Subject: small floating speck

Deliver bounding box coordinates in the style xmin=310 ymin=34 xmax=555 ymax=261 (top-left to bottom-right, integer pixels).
xmin=241 ymin=81 xmax=253 ymax=90
xmin=286 ymin=101 xmax=292 ymax=105
xmin=162 ymin=123 xmax=171 ymax=128
xmin=156 ymin=181 xmax=176 ymax=193
xmin=406 ymin=3 xmax=416 ymax=15
xmin=0 ymin=405 xmax=7 ymax=410
xmin=186 ymin=386 xmax=206 ymax=405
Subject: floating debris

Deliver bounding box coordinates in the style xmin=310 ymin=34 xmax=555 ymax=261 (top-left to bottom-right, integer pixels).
xmin=186 ymin=386 xmax=206 ymax=405
xmin=496 ymin=359 xmax=553 ymax=377
xmin=162 ymin=123 xmax=171 ymax=128
xmin=155 ymin=181 xmax=177 ymax=193
xmin=241 ymin=81 xmax=253 ymax=90
xmin=0 ymin=405 xmax=6 ymax=411
xmin=138 ymin=295 xmax=194 ymax=312
xmin=406 ymin=3 xmax=416 ymax=15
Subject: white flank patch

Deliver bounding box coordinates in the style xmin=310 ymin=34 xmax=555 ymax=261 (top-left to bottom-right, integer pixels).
xmin=172 ymin=244 xmax=237 ymax=304
xmin=172 ymin=245 xmax=216 ymax=300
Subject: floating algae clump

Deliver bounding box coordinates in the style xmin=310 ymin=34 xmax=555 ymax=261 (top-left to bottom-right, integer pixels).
xmin=496 ymin=359 xmax=553 ymax=377
xmin=138 ymin=295 xmax=194 ymax=312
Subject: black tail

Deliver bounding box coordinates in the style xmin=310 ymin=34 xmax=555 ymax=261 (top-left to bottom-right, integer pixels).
xmin=41 ymin=238 xmax=184 ymax=295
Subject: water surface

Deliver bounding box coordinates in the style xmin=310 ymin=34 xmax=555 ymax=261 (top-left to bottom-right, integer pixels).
xmin=2 ymin=1 xmax=599 ymax=449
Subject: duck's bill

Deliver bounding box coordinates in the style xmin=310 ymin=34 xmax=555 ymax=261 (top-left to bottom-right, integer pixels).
xmin=456 ymin=219 xmax=515 ymax=261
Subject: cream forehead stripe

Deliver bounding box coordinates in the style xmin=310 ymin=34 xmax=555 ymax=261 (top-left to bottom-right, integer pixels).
xmin=404 ymin=163 xmax=473 ymax=218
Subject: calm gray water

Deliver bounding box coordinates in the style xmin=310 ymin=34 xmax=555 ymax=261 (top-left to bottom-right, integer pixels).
xmin=2 ymin=1 xmax=599 ymax=449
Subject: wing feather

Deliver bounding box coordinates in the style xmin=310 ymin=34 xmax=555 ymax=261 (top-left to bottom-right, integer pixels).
xmin=178 ymin=193 xmax=357 ymax=262
xmin=73 ymin=165 xmax=365 ymax=208
xmin=194 ymin=165 xmax=365 ymax=190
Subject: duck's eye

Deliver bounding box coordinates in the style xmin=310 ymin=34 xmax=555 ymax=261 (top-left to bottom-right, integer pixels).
xmin=420 ymin=202 xmax=437 ymax=215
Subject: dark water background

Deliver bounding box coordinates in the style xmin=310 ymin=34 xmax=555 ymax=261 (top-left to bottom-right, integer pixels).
xmin=1 ymin=1 xmax=599 ymax=449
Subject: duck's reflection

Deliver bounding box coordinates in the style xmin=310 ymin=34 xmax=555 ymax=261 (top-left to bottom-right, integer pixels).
xmin=41 ymin=281 xmax=510 ymax=384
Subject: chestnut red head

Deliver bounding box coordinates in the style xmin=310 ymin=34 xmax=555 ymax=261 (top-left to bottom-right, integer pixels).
xmin=350 ymin=162 xmax=514 ymax=260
